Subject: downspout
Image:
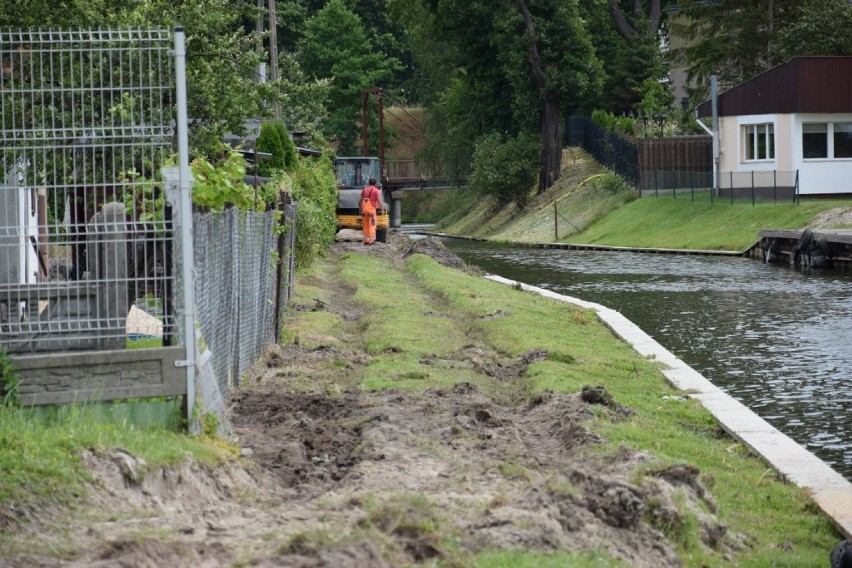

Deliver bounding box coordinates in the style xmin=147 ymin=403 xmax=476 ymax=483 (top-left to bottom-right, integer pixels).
xmin=711 ymin=75 xmax=720 ymax=194
xmin=694 ymin=116 xmax=716 ymax=193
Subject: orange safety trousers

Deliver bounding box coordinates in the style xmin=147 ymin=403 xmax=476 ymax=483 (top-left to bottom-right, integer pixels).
xmin=361 ymin=197 xmax=377 ymax=244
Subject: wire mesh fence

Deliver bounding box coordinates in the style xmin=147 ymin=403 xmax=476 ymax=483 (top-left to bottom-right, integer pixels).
xmin=1 ymin=29 xmax=176 ymax=353
xmin=641 ymin=170 xmax=799 ymax=205
xmin=193 ymin=203 xmax=295 ymax=394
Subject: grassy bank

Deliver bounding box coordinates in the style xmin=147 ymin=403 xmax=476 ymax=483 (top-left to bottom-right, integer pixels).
xmin=0 ymin=401 xmax=235 ymax=517
xmin=433 ymin=147 xmax=852 ymax=251
xmin=283 ymin=247 xmax=839 ymax=566
xmin=571 ymin=192 xmax=852 ymax=251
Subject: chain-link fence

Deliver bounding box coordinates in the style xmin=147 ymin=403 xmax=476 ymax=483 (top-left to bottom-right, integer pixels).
xmin=193 ymin=203 xmax=295 ymax=394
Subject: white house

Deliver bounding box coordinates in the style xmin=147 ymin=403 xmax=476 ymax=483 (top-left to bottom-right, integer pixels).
xmin=697 ymin=57 xmax=852 ymax=196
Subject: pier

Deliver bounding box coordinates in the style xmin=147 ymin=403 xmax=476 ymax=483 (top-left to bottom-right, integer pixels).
xmin=755 ymin=228 xmax=852 ymax=271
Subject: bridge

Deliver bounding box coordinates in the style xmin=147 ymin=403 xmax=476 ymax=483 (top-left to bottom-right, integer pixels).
xmin=384 ymin=160 xmax=466 ymax=191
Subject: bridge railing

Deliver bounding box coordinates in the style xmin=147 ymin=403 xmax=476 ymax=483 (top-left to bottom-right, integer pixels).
xmin=385 ymin=160 xmax=465 ymax=189
xmin=386 ymin=160 xmax=425 ymax=182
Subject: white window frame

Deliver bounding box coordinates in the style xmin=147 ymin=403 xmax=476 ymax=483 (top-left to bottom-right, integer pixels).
xmin=802 ymin=121 xmax=852 ymax=160
xmin=743 ymin=123 xmax=775 ymax=162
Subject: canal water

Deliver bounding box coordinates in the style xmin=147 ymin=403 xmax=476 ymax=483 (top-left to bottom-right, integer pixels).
xmin=435 ymin=237 xmax=852 ymax=480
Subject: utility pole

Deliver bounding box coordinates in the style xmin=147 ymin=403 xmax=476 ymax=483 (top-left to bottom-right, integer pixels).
xmin=268 ymin=0 xmax=281 ymax=119
xmin=361 ymin=87 xmax=384 ymax=169
xmin=255 ymin=0 xmax=265 ymax=84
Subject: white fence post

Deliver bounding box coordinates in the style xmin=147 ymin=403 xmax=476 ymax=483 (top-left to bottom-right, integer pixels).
xmin=174 ymin=26 xmax=198 ymax=430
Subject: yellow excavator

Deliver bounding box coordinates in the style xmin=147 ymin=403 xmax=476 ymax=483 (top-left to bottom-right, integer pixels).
xmin=334 ymin=156 xmax=389 ymax=243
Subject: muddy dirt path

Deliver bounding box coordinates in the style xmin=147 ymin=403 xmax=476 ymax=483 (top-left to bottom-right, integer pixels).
xmin=3 ymin=233 xmax=739 ymax=568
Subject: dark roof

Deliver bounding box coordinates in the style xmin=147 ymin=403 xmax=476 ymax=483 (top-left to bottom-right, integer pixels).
xmin=697 ymin=57 xmax=852 ymax=117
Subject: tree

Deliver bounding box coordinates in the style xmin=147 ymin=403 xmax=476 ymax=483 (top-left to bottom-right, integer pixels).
xmin=256 ymin=120 xmax=297 ymax=175
xmin=606 ymin=0 xmax=664 ymax=44
xmin=408 ymin=0 xmax=602 ymax=194
xmin=774 ymin=0 xmax=852 ymax=61
xmin=670 ymin=0 xmax=803 ymax=98
xmin=296 ymin=0 xmax=401 ymax=154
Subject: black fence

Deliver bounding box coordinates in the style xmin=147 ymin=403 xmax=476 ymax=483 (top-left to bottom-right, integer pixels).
xmin=642 ymin=170 xmax=799 ymax=205
xmin=566 ymin=116 xmax=638 ymax=184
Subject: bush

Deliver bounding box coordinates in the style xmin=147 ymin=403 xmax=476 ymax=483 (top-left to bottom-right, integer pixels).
xmin=191 ymin=149 xmax=275 ymax=211
xmin=590 ymin=172 xmax=629 ymax=194
xmin=287 ymin=156 xmax=337 ymax=268
xmin=256 ymin=120 xmax=298 ymax=176
xmin=592 ymin=110 xmax=636 ymax=137
xmin=468 ymin=132 xmax=540 ymax=209
xmin=591 ymin=109 xmax=617 ymax=131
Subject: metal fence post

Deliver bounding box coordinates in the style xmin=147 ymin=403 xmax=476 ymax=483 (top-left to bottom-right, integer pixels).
xmin=174 ymin=26 xmax=198 ymax=430
xmin=751 ymin=170 xmax=755 ymax=206
xmin=774 ymin=170 xmax=777 ymax=204
xmin=554 ymin=199 xmax=558 ymax=241
xmin=730 ymin=171 xmax=734 ymax=204
xmin=795 ymin=170 xmax=800 ymax=205
xmin=673 ymin=170 xmax=676 ymax=199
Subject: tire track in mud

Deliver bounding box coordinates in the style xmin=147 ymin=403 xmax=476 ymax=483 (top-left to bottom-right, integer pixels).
xmin=5 ymin=235 xmax=744 ymax=567
xmin=224 ymin=236 xmax=743 ymax=567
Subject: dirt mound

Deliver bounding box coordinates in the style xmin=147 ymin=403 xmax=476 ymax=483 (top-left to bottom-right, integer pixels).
xmin=334 ymin=229 xmax=478 ymax=273
xmin=810 ymin=207 xmax=852 ymax=228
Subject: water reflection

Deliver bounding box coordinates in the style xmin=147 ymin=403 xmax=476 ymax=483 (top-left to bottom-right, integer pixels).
xmin=439 ymin=238 xmax=852 ymax=479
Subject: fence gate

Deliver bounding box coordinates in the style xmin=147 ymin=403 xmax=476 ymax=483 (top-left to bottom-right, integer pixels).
xmin=1 ymin=30 xmax=192 ymax=407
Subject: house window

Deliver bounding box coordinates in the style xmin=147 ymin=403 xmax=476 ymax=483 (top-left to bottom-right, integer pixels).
xmin=834 ymin=123 xmax=852 ymax=158
xmin=744 ymin=123 xmax=774 ymax=160
xmin=803 ymin=123 xmax=828 ymax=158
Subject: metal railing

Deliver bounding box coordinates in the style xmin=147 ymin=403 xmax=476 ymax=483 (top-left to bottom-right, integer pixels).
xmin=641 ymin=170 xmax=799 ymax=205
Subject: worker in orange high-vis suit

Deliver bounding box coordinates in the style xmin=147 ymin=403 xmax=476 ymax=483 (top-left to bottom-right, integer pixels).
xmin=360 ymin=177 xmax=385 ymax=245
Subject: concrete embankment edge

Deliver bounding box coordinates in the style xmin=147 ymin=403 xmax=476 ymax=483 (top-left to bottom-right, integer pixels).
xmin=486 ymin=274 xmax=852 ymax=539
xmin=421 ymin=231 xmax=756 ymax=257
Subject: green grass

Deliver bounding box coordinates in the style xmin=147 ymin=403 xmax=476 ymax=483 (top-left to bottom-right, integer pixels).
xmin=297 ymin=250 xmax=841 ymax=567
xmin=433 ymin=147 xmax=852 ymax=251
xmin=0 ymin=401 xmax=236 ymax=514
xmin=572 ymin=192 xmax=852 ymax=251
xmin=474 ymin=550 xmax=630 ymax=568
xmin=126 ymin=336 xmax=165 ymax=349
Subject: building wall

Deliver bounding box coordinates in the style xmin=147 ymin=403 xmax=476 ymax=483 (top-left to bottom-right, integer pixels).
xmin=792 ymin=113 xmax=852 ymax=195
xmin=719 ymin=113 xmax=852 ymax=194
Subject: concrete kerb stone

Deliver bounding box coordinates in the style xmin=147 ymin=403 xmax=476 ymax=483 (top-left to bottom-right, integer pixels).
xmin=485 ymin=273 xmax=852 ymax=539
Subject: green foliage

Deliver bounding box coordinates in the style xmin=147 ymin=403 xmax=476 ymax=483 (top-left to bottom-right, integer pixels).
xmin=191 ymin=149 xmax=275 ymax=211
xmin=591 ymin=110 xmax=636 ymax=137
xmin=121 ymin=170 xmax=167 ymax=235
xmin=638 ymin=78 xmax=675 ymax=119
xmin=256 ymin=120 xmax=298 ymax=176
xmin=405 ymin=0 xmax=602 ymax=188
xmin=578 ymin=0 xmax=668 ymax=114
xmin=591 ymin=110 xmax=617 ymax=131
xmin=774 ymin=0 xmax=852 ymax=60
xmin=297 ymin=0 xmax=402 ymax=154
xmin=590 ymin=172 xmax=628 ymax=195
xmin=276 ymin=52 xmax=333 ymax=136
xmin=0 ymin=351 xmax=18 ymax=406
xmin=670 ymin=0 xmax=804 ymax=99
xmin=288 ymin=156 xmax=338 ymax=268
xmin=469 ymin=132 xmax=540 ymax=209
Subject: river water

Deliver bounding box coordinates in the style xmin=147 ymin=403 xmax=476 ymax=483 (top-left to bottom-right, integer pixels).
xmin=434 ymin=236 xmax=852 ymax=480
